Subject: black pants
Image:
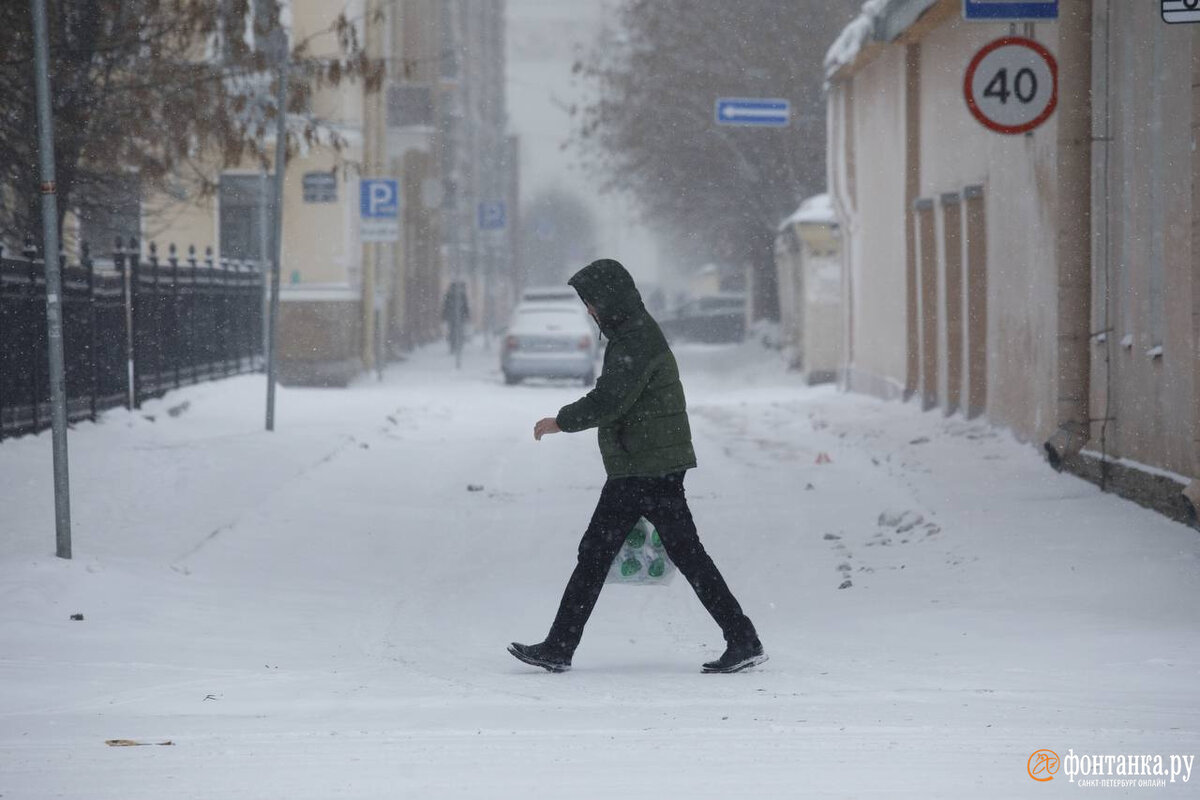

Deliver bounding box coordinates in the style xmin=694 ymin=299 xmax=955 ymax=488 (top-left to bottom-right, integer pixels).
xmin=545 ymin=472 xmax=758 ymax=658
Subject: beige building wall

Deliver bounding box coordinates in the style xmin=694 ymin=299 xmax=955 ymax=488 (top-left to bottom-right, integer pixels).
xmin=145 ymin=143 xmax=358 ymax=276
xmin=140 ymin=187 xmax=217 ymax=256
xmin=295 ymin=0 xmax=366 ymax=126
xmin=144 ymin=0 xmax=375 ymax=385
xmin=831 ymin=12 xmax=1062 ymax=442
xmin=830 ymin=45 xmax=909 ymax=400
xmin=1091 ymin=6 xmax=1197 ymax=477
xmin=917 ymin=20 xmax=1060 ymax=441
xmin=827 ymin=0 xmax=1200 ymax=516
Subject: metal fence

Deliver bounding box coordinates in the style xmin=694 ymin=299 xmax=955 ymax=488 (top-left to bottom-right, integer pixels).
xmin=0 ymin=235 xmax=264 ymax=441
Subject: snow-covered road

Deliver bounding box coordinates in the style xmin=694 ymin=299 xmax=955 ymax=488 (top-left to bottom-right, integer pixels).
xmin=2 ymin=338 xmax=1197 ymax=798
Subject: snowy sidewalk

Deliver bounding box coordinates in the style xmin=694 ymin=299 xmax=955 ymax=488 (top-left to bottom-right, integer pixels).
xmin=1 ymin=338 xmax=1198 ymax=798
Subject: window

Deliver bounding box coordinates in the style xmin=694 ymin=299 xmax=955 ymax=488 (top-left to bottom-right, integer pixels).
xmin=219 ymin=174 xmax=276 ymax=263
xmin=387 ymin=86 xmax=434 ymax=128
xmin=213 ymin=0 xmax=282 ymax=62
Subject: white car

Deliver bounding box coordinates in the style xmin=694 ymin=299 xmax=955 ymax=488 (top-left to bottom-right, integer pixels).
xmin=501 ymin=303 xmax=598 ymax=385
xmin=519 ymin=285 xmax=579 ymax=304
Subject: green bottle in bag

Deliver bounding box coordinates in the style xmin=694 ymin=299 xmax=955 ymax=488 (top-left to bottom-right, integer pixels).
xmin=620 ymin=556 xmax=643 ymax=577
xmin=650 ymin=530 xmax=664 ymax=550
xmin=625 ymin=527 xmax=646 ymax=549
xmin=648 ymin=557 xmax=666 ymax=578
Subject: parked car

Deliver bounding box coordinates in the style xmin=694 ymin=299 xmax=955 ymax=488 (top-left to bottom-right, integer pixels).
xmin=658 ymin=293 xmax=747 ymax=343
xmin=501 ymin=303 xmax=598 ymax=385
xmin=519 ymin=285 xmax=579 ymax=304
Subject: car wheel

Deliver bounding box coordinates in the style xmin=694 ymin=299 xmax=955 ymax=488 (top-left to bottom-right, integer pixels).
xmin=582 ymin=370 xmax=595 ymax=387
xmin=504 ymin=372 xmax=521 ymax=385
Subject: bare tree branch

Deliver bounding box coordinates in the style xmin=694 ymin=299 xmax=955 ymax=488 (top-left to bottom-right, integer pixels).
xmin=569 ymin=0 xmax=854 ymax=319
xmin=0 ymin=0 xmax=383 ymax=244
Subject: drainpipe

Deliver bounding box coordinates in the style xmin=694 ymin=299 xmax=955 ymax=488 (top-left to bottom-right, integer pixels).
xmin=1185 ymin=26 xmax=1200 ymax=524
xmin=827 ymin=80 xmax=854 ymax=390
xmin=1043 ymin=0 xmax=1093 ymax=471
xmin=903 ymin=43 xmax=921 ymax=402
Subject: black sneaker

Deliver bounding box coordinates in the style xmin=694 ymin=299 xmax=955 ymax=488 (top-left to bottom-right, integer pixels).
xmin=508 ymin=641 xmax=571 ymax=673
xmin=702 ymin=641 xmax=768 ymax=673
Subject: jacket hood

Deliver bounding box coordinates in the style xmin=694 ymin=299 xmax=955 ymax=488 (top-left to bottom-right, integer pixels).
xmin=567 ymin=258 xmax=644 ymax=334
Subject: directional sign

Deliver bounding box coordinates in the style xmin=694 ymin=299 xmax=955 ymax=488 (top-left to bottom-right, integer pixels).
xmin=715 ymin=98 xmax=790 ymax=127
xmin=477 ymin=200 xmax=506 ymax=231
xmin=964 ymin=37 xmax=1057 ymax=135
xmin=1162 ymin=0 xmax=1200 ymax=24
xmin=360 ymin=178 xmax=399 ymax=242
xmin=963 ymin=0 xmax=1058 ymax=21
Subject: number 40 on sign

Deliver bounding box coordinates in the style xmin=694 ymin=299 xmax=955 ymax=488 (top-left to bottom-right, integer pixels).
xmin=964 ymin=36 xmax=1058 ymax=135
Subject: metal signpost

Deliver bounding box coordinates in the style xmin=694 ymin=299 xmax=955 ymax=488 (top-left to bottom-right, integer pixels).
xmin=714 ymin=98 xmax=790 ymax=127
xmin=964 ymin=37 xmax=1058 ymax=135
xmin=30 ymin=0 xmax=72 ymax=559
xmin=963 ymin=0 xmax=1058 ymax=21
xmin=477 ymin=201 xmax=506 ymax=350
xmin=265 ymin=35 xmax=288 ymax=433
xmin=360 ymin=179 xmax=398 ymax=378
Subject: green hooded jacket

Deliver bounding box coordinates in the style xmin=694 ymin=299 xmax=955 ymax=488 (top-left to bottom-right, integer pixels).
xmin=555 ymin=259 xmax=697 ymax=478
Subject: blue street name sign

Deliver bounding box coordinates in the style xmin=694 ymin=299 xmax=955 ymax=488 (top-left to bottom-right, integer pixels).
xmin=963 ymin=0 xmax=1058 ymax=20
xmin=714 ymin=98 xmax=790 ymax=127
xmin=478 ymin=200 xmax=506 ymax=231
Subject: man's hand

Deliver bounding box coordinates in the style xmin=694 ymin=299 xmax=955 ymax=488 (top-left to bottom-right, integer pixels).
xmin=534 ymin=417 xmax=562 ymax=441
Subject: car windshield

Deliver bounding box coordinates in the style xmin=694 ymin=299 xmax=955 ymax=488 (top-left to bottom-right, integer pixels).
xmin=521 ymin=289 xmax=577 ymax=302
xmin=518 ymin=305 xmax=582 ymax=313
xmin=510 ymin=309 xmax=591 ymax=333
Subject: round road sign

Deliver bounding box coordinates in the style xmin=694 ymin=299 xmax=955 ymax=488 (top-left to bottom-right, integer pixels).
xmin=964 ymin=37 xmax=1057 ymax=135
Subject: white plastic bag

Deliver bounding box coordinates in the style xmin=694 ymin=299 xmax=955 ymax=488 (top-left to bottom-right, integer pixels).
xmin=605 ymin=517 xmax=676 ymax=586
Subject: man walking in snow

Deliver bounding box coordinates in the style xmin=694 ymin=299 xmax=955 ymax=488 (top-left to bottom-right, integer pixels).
xmin=441 ymin=280 xmax=470 ymax=356
xmin=508 ymin=258 xmax=766 ymax=674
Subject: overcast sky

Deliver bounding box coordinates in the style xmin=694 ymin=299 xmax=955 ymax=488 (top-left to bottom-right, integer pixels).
xmin=505 ymin=0 xmax=661 ymax=284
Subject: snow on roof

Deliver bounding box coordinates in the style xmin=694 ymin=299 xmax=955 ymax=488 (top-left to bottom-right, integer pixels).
xmin=823 ymin=0 xmax=888 ymax=80
xmin=780 ymin=193 xmax=836 ymax=230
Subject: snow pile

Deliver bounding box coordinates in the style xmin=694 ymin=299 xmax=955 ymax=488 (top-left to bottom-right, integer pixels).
xmin=824 ymin=0 xmax=887 ymax=80
xmin=779 ymin=192 xmax=836 ymax=230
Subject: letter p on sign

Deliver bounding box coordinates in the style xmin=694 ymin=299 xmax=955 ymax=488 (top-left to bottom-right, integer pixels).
xmin=360 ymin=178 xmax=400 ymax=242
xmin=361 ymin=179 xmax=399 ymax=219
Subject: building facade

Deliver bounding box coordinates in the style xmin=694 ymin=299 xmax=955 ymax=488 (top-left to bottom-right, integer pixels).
xmin=131 ymin=0 xmax=513 ymax=385
xmin=824 ymin=0 xmax=1200 ymax=522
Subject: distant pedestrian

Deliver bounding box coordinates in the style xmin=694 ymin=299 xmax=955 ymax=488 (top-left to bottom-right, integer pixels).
xmin=442 ymin=280 xmax=470 ymax=358
xmin=509 ymin=258 xmax=766 ymax=674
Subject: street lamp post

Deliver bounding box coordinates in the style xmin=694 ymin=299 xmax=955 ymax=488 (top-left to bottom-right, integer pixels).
xmin=265 ymin=33 xmax=288 ymax=432
xmin=30 ymin=0 xmax=72 ymax=559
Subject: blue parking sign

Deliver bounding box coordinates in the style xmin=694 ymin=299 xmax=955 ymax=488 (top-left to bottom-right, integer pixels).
xmin=360 ymin=178 xmax=399 ymax=242
xmin=360 ymin=179 xmax=399 ymax=218
xmin=478 ymin=201 xmax=506 ymax=230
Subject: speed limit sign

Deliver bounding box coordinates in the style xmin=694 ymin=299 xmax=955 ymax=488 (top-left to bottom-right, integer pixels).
xmin=964 ymin=37 xmax=1057 ymax=134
